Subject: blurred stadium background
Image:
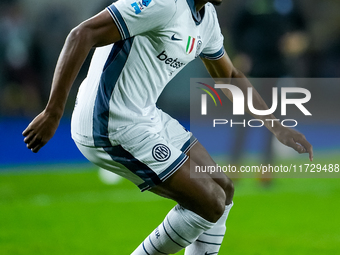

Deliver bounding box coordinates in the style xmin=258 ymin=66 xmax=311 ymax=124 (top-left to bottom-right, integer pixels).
xmin=0 ymin=0 xmax=339 ymax=254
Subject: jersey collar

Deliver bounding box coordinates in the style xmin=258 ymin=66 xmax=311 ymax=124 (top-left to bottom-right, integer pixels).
xmin=186 ymin=0 xmax=205 ymax=25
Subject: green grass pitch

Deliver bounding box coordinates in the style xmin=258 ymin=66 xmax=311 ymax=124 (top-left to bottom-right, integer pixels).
xmin=1 ymin=159 xmax=340 ymax=254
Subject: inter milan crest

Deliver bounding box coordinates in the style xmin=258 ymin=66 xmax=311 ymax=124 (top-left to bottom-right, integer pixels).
xmin=152 ymin=144 xmax=171 ymax=162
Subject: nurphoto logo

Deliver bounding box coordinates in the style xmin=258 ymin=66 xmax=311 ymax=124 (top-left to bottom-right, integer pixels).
xmin=198 ymin=83 xmax=312 ymax=128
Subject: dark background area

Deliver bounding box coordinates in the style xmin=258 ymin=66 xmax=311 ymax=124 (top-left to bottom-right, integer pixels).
xmin=0 ymin=0 xmax=339 ymax=166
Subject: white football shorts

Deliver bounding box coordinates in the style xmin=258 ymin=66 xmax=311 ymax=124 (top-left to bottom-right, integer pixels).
xmin=75 ymin=110 xmax=197 ymax=191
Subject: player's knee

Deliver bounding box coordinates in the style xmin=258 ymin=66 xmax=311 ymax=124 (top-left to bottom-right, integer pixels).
xmin=202 ymin=185 xmax=226 ymax=223
xmin=221 ymin=177 xmax=234 ymax=205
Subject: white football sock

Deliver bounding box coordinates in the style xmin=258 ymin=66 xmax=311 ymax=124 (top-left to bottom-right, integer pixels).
xmin=184 ymin=203 xmax=233 ymax=255
xmin=131 ymin=204 xmax=215 ymax=255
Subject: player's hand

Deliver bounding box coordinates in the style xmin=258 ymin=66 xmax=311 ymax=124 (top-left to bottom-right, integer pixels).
xmin=22 ymin=110 xmax=61 ymax=153
xmin=273 ymin=126 xmax=313 ymax=162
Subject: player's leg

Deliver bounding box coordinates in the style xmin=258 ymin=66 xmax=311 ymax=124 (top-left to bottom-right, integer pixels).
xmin=150 ymin=157 xmax=228 ymax=222
xmin=132 ymin=142 xmax=234 ymax=255
xmin=75 ymin=139 xmax=230 ymax=254
xmin=184 ymin=141 xmax=234 ymax=255
xmin=132 ymin=155 xmax=228 ymax=255
xmin=75 ymin=110 xmax=234 ymax=254
xmin=188 ymin=141 xmax=234 ymax=205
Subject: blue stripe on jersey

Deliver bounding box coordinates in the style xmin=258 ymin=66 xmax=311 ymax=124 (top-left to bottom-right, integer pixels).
xmin=93 ymin=38 xmax=134 ymax=147
xmin=180 ymin=135 xmax=198 ymax=154
xmin=200 ymin=47 xmax=225 ymax=60
xmin=180 ymin=139 xmax=191 ymax=153
xmin=106 ymin=5 xmax=130 ymax=40
xmin=158 ymin=153 xmax=188 ymax=181
xmin=139 ymin=183 xmax=151 ymax=192
xmin=154 ymin=136 xmax=198 ymax=183
xmin=103 ymin=145 xmax=162 ymax=188
xmin=186 ymin=0 xmax=204 ymax=25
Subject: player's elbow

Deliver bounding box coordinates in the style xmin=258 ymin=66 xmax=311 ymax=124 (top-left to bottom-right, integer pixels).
xmin=220 ymin=58 xmax=241 ymax=81
xmin=67 ymin=24 xmax=94 ymax=48
xmin=231 ymin=67 xmax=242 ymax=79
xmin=221 ymin=67 xmax=239 ymax=84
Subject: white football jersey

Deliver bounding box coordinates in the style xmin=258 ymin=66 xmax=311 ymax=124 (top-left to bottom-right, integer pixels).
xmin=71 ymin=0 xmax=225 ymax=147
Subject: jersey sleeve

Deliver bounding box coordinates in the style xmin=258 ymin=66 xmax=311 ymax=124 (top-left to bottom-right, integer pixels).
xmin=200 ymin=6 xmax=225 ymax=60
xmin=106 ymin=0 xmax=176 ymax=40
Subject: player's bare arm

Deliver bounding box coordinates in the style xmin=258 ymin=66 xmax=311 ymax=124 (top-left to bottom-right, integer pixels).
xmin=22 ymin=10 xmax=121 ymax=153
xmin=202 ymin=54 xmax=313 ymax=161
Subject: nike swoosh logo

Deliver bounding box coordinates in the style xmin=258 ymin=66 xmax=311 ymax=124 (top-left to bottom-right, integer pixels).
xmin=205 ymin=252 xmax=218 ymax=255
xmin=171 ymin=34 xmax=182 ymax=41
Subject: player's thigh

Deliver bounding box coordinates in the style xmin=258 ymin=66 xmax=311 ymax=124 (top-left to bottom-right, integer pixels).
xmin=150 ymin=157 xmax=226 ymax=222
xmin=188 ymin=141 xmax=234 ymax=203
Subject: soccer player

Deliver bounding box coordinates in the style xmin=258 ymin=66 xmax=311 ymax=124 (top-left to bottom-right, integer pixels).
xmin=23 ymin=0 xmax=313 ymax=254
